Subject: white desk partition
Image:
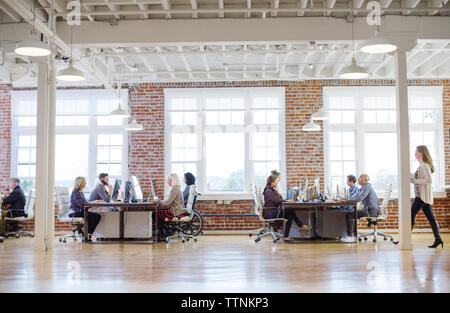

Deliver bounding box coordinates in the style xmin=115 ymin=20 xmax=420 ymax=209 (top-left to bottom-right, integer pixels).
xmin=94 ymin=211 xmax=153 ymax=239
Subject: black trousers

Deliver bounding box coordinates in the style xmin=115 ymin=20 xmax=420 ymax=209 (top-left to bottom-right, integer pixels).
xmin=69 ymin=212 xmax=101 ymax=235
xmin=411 ymin=197 xmax=441 ymax=241
xmin=266 ymin=207 xmax=304 ymax=237
xmin=345 ymin=209 xmax=368 ymax=237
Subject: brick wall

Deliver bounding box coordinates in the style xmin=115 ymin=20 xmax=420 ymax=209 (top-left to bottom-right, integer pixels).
xmin=1 ymin=80 xmax=449 ymax=233
xmin=0 ymin=85 xmax=11 ymax=195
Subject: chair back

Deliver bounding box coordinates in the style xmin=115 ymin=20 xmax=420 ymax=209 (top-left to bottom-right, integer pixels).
xmin=24 ymin=189 xmax=35 ymax=219
xmin=380 ymin=184 xmax=392 ymax=219
xmin=185 ymin=185 xmax=196 ymax=215
xmin=251 ymin=184 xmax=265 ymax=221
xmin=55 ymin=186 xmax=72 ymax=220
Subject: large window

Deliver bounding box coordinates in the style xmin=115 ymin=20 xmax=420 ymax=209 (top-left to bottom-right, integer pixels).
xmin=11 ymin=89 xmax=129 ymax=190
xmin=165 ymin=88 xmax=285 ymax=198
xmin=324 ymin=86 xmax=444 ymax=195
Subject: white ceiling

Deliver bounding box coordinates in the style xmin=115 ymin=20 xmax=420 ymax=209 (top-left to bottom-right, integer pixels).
xmin=0 ymin=0 xmax=449 ymax=87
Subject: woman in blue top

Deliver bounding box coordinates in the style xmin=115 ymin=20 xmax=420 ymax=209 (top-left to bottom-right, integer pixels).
xmin=70 ymin=176 xmax=101 ymax=239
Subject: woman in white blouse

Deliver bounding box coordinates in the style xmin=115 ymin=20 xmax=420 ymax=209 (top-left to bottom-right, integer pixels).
xmin=410 ymin=145 xmax=443 ymax=248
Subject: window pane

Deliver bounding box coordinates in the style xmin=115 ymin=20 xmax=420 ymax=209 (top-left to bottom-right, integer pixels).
xmin=55 ymin=135 xmax=89 ymax=187
xmin=364 ymin=133 xmax=398 ymax=191
xmin=206 ymin=133 xmax=245 ymax=191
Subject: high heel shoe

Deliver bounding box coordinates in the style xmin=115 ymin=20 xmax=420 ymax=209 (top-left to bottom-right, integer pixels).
xmin=428 ymin=239 xmax=443 ymax=248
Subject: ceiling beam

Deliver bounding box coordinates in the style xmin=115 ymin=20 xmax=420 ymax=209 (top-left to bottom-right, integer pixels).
xmin=402 ymin=0 xmax=421 ymax=15
xmin=43 ymin=16 xmax=450 ymax=48
xmin=271 ymin=0 xmax=280 ymax=17
xmin=0 ymin=0 xmax=21 ymax=22
xmin=297 ymin=0 xmax=308 ymax=17
xmin=418 ymin=53 xmax=450 ymax=75
xmin=133 ymin=0 xmax=150 ymax=18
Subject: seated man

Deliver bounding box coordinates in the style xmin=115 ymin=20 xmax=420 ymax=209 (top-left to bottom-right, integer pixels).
xmin=2 ymin=178 xmax=26 ymax=218
xmin=89 ymin=173 xmax=113 ymax=203
xmin=344 ymin=174 xmax=379 ymax=240
xmin=329 ymin=175 xmax=360 ymax=211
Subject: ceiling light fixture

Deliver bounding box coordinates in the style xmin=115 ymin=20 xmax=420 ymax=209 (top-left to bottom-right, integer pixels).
xmin=56 ymin=24 xmax=85 ymax=82
xmin=360 ymin=26 xmax=397 ymax=54
xmin=302 ymin=120 xmax=321 ymax=132
xmin=110 ymin=81 xmax=130 ymax=118
xmin=311 ymin=108 xmax=332 ymax=121
xmin=339 ymin=11 xmax=369 ymax=79
xmin=125 ymin=119 xmax=144 ymax=131
xmin=14 ymin=3 xmax=51 ymax=57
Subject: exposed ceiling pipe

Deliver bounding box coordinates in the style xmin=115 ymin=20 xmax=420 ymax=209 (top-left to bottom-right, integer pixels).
xmin=3 ymin=0 xmax=112 ymax=89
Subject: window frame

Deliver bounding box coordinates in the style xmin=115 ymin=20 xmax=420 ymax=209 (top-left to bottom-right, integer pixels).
xmin=323 ymin=86 xmax=445 ymax=198
xmin=10 ymin=89 xmax=129 ymax=191
xmin=164 ymin=87 xmax=286 ymax=200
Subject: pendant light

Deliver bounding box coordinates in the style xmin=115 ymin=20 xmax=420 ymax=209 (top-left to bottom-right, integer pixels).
xmin=302 ymin=120 xmax=321 ymax=132
xmin=15 ymin=3 xmax=51 ymax=57
xmin=360 ymin=26 xmax=397 ymax=54
xmin=125 ymin=119 xmax=144 ymax=131
xmin=311 ymin=108 xmax=332 ymax=121
xmin=339 ymin=11 xmax=369 ymax=79
xmin=56 ymin=25 xmax=86 ymax=82
xmin=110 ymin=81 xmax=130 ymax=118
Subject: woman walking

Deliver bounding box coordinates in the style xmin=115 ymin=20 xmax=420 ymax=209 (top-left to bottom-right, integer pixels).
xmin=410 ymin=145 xmax=443 ymax=248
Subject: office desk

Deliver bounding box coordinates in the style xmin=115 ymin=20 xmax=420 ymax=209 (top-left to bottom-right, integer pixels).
xmin=84 ymin=202 xmax=160 ymax=243
xmin=282 ymin=200 xmax=358 ymax=241
xmin=0 ymin=204 xmax=11 ymax=236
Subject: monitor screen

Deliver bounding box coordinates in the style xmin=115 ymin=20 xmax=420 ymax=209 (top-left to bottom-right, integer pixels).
xmin=315 ymin=178 xmax=320 ymax=198
xmin=131 ymin=176 xmax=143 ymax=201
xmin=150 ymin=180 xmax=158 ymax=200
xmin=111 ymin=179 xmax=122 ymax=201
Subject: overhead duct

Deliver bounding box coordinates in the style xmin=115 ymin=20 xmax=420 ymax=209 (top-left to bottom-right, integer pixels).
xmin=3 ymin=0 xmax=111 ymax=89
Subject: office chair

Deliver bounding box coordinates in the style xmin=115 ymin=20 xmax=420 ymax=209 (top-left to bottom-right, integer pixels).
xmin=55 ymin=186 xmax=84 ymax=243
xmin=250 ymin=184 xmax=286 ymax=243
xmin=358 ymin=184 xmax=396 ymax=243
xmin=165 ymin=185 xmax=200 ymax=243
xmin=5 ymin=189 xmax=35 ymax=238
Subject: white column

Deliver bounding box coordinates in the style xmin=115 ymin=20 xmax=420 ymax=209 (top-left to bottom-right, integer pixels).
xmin=33 ymin=59 xmax=56 ymax=251
xmin=395 ymin=49 xmax=413 ymax=250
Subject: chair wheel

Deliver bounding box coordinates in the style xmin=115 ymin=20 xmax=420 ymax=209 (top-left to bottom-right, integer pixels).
xmin=364 ymin=237 xmax=367 ymax=241
xmin=384 ymin=237 xmax=387 ymax=241
xmin=186 ymin=238 xmax=189 ymax=241
xmin=194 ymin=239 xmax=197 ymax=242
xmin=373 ymin=239 xmax=377 ymax=243
xmin=255 ymin=238 xmax=260 ymax=243
xmin=181 ymin=240 xmax=185 ymax=243
xmin=15 ymin=233 xmax=20 ymax=239
xmin=358 ymin=238 xmax=362 ymax=242
xmin=31 ymin=234 xmax=34 ymax=238
xmin=165 ymin=238 xmax=170 ymax=243
xmin=74 ymin=238 xmax=77 ymax=242
xmin=59 ymin=238 xmax=63 ymax=242
xmin=63 ymin=239 xmax=67 ymax=243
xmin=249 ymin=234 xmax=252 ymax=237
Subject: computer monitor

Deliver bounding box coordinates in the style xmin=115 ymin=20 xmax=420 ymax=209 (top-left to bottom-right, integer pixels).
xmin=315 ymin=178 xmax=320 ymax=199
xmin=124 ymin=181 xmax=136 ymax=203
xmin=131 ymin=176 xmax=143 ymax=201
xmin=149 ymin=180 xmax=158 ymax=201
xmin=111 ymin=179 xmax=122 ymax=201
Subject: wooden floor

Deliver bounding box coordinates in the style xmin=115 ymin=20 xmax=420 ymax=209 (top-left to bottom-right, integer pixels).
xmin=0 ymin=234 xmax=448 ymax=293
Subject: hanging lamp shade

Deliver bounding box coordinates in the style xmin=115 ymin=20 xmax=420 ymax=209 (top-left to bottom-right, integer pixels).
xmin=311 ymin=108 xmax=332 ymax=121
xmin=15 ymin=40 xmax=51 ymax=57
xmin=340 ymin=58 xmax=369 ymax=79
xmin=360 ymin=31 xmax=397 ymax=54
xmin=302 ymin=120 xmax=321 ymax=132
xmin=56 ymin=62 xmax=86 ymax=82
xmin=125 ymin=119 xmax=144 ymax=131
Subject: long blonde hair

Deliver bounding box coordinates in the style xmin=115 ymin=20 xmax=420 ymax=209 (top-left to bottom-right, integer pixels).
xmin=417 ymin=145 xmax=434 ymax=173
xmin=170 ymin=173 xmax=181 ymax=187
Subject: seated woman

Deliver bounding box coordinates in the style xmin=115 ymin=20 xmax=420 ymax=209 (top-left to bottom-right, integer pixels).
xmin=263 ymin=174 xmax=311 ymax=241
xmin=157 ymin=173 xmax=186 ymax=239
xmin=70 ymin=177 xmax=101 ymax=241
xmin=183 ymin=172 xmax=196 ymax=207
